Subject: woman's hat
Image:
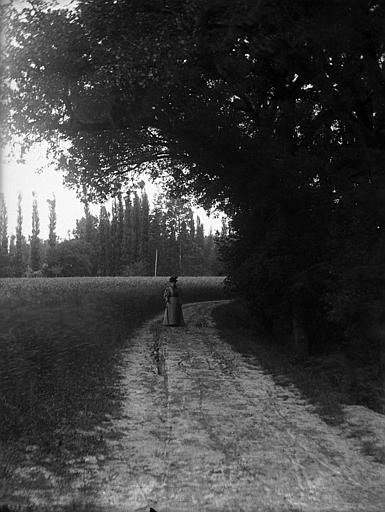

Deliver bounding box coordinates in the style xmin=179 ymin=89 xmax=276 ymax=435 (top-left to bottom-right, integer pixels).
xmin=169 ymin=275 xmax=178 ymax=282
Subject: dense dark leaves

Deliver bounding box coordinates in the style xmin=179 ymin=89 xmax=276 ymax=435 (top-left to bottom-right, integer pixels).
xmin=4 ymin=0 xmax=384 ymax=208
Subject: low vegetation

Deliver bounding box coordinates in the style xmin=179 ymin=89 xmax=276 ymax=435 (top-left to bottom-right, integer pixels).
xmin=0 ymin=276 xmax=226 ymax=450
xmin=213 ymin=300 xmax=384 ymax=425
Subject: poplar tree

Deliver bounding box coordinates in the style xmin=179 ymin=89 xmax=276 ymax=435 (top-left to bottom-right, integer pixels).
xmin=83 ymin=199 xmax=94 ymax=245
xmin=30 ymin=191 xmax=41 ymax=271
xmin=164 ymin=198 xmax=178 ymax=274
xmin=47 ymin=195 xmax=57 ymax=249
xmin=204 ymin=230 xmax=220 ymax=276
xmin=108 ymin=194 xmax=124 ymax=274
xmin=149 ymin=194 xmax=165 ymax=275
xmin=121 ymin=193 xmax=132 ymax=268
xmin=0 ymin=194 xmax=8 ymax=254
xmin=74 ymin=194 xmax=99 ymax=274
xmin=117 ymin=192 xmax=124 ymax=270
xmin=9 ymin=235 xmax=15 ymax=260
xmin=195 ymin=216 xmax=205 ymax=249
xmin=132 ymin=192 xmax=141 ymax=263
xmin=0 ymin=194 xmax=9 ymax=276
xmin=178 ymin=219 xmax=189 ymax=275
xmin=14 ymin=193 xmax=24 ymax=277
xmin=139 ymin=190 xmax=150 ymax=270
xmin=110 ymin=198 xmax=120 ymax=275
xmin=97 ymin=205 xmax=111 ymax=276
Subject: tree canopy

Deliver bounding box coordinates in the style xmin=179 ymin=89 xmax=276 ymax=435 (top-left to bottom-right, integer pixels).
xmin=3 ymin=0 xmax=381 ymax=205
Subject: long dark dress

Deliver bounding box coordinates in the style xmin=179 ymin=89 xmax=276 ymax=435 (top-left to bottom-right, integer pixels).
xmin=163 ymin=284 xmax=185 ymax=326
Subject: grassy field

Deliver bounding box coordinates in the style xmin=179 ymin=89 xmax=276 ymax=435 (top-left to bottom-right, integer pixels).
xmin=0 ymin=276 xmax=226 ymax=456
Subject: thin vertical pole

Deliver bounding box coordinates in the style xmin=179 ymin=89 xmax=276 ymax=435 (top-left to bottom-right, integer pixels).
xmin=154 ymin=248 xmax=158 ymax=277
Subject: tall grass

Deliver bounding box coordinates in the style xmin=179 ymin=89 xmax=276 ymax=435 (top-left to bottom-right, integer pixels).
xmin=0 ymin=277 xmax=226 ymax=448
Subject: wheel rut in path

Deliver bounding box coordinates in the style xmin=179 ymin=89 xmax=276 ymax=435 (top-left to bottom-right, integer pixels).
xmin=9 ymin=301 xmax=385 ymax=511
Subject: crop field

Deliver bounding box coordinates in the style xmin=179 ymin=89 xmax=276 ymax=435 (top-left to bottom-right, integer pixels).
xmin=0 ymin=276 xmax=226 ymax=462
xmin=0 ymin=275 xmax=226 ymax=308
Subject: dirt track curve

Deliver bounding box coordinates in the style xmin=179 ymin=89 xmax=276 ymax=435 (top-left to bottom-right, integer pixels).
xmin=8 ymin=301 xmax=385 ymax=511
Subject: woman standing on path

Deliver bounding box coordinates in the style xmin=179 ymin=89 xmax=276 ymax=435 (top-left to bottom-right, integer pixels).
xmin=163 ymin=276 xmax=185 ymax=326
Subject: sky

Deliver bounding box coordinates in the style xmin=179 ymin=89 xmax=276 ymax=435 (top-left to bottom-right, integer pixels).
xmin=0 ymin=144 xmax=223 ymax=241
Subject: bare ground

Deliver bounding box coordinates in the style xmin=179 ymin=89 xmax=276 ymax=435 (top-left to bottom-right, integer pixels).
xmin=3 ymin=300 xmax=385 ymax=511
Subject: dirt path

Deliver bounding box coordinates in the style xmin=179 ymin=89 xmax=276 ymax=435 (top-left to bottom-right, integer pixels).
xmin=7 ymin=301 xmax=385 ymax=511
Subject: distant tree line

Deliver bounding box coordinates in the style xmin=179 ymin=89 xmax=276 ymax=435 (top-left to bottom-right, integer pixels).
xmin=0 ymin=190 xmax=225 ymax=278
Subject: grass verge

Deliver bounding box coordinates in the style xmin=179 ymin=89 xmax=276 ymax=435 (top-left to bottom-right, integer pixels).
xmin=212 ymin=300 xmax=348 ymax=425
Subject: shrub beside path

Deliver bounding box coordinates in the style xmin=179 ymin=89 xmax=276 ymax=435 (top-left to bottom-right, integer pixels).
xmin=7 ymin=301 xmax=385 ymax=511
